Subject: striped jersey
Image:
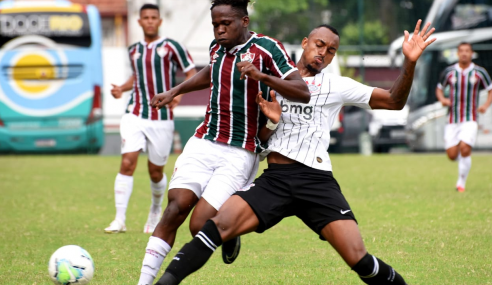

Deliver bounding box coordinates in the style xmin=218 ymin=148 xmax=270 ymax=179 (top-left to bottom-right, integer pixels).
xmin=194 ymin=32 xmax=297 ymax=153
xmin=437 ymin=63 xmax=492 ymax=124
xmin=127 ymin=37 xmax=195 ymax=120
xmin=263 ymin=72 xmax=374 ymax=171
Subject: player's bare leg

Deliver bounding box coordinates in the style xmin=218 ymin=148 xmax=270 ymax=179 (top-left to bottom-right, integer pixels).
xmin=189 ymin=198 xmax=242 ymax=264
xmin=105 ymin=151 xmax=139 ymax=233
xmin=446 ymin=144 xmax=460 ymax=161
xmin=144 ymin=160 xmax=166 ymax=233
xmin=321 ymin=220 xmax=407 ymax=284
xmin=156 ymin=195 xmax=259 ymax=284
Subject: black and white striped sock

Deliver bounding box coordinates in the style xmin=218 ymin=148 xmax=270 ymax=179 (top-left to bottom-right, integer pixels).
xmin=352 ymin=253 xmax=407 ymax=285
xmin=156 ymin=220 xmax=223 ymax=284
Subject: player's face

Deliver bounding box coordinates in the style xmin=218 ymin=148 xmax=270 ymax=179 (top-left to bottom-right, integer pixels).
xmin=457 ymin=44 xmax=473 ymax=65
xmin=138 ymin=9 xmax=162 ymax=38
xmin=300 ymin=28 xmax=339 ymax=74
xmin=211 ymin=5 xmax=249 ymax=49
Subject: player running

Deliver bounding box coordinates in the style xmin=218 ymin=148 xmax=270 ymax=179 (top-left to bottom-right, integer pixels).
xmin=435 ymin=42 xmax=492 ymax=193
xmin=154 ymin=20 xmax=436 ymax=285
xmin=104 ymin=4 xmax=196 ymax=234
xmin=137 ymin=1 xmax=310 ymax=284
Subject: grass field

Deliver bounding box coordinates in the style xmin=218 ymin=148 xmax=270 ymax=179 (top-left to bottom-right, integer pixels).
xmin=1 ymin=153 xmax=492 ymax=284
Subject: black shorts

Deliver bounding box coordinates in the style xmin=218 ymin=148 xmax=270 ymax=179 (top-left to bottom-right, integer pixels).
xmin=235 ymin=162 xmax=356 ymax=239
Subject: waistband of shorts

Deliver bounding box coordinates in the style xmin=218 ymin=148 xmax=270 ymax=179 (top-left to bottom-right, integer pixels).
xmin=267 ymin=162 xmax=333 ymax=175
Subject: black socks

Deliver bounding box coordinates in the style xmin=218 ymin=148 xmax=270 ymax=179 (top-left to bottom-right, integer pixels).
xmin=352 ymin=253 xmax=407 ymax=285
xmin=155 ymin=220 xmax=223 ymax=285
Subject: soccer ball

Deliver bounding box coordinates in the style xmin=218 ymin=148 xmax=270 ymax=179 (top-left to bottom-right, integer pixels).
xmin=48 ymin=245 xmax=95 ymax=285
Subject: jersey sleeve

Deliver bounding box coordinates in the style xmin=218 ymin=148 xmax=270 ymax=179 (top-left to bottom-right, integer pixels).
xmin=437 ymin=69 xmax=450 ymax=90
xmin=263 ymin=39 xmax=297 ymax=79
xmin=476 ymin=67 xmax=492 ymax=91
xmin=128 ymin=44 xmax=138 ymax=74
xmin=168 ymin=40 xmax=195 ymax=73
xmin=338 ymin=76 xmax=374 ymax=109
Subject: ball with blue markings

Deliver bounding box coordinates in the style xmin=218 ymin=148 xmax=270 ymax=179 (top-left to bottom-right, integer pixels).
xmin=48 ymin=245 xmax=94 ymax=284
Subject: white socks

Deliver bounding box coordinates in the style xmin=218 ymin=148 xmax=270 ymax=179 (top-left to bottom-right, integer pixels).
xmin=139 ymin=236 xmax=171 ymax=285
xmin=457 ymin=155 xmax=472 ymax=188
xmin=114 ymin=173 xmax=134 ymax=224
xmin=150 ymin=174 xmax=167 ymax=213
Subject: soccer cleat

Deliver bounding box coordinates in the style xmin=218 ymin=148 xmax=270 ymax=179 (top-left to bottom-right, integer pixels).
xmin=222 ymin=236 xmax=241 ymax=264
xmin=456 ymin=186 xmax=465 ymax=193
xmin=143 ymin=210 xmax=161 ymax=234
xmin=104 ymin=219 xmax=126 ymax=234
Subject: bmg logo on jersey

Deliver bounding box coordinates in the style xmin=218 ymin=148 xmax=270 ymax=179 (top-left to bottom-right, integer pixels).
xmin=280 ymin=100 xmax=314 ymax=121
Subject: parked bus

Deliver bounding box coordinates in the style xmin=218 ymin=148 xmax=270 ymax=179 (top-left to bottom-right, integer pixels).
xmin=0 ymin=0 xmax=103 ymax=153
xmin=389 ymin=0 xmax=492 ymax=151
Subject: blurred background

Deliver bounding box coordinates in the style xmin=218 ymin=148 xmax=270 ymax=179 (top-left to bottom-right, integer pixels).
xmin=1 ymin=0 xmax=492 ymax=155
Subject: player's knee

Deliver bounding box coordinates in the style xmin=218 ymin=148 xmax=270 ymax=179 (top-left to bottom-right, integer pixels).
xmin=460 ymin=146 xmax=471 ymax=157
xmin=120 ymin=157 xmax=136 ymax=174
xmin=149 ymin=171 xmax=163 ymax=183
xmin=211 ymin=215 xmax=235 ymax=241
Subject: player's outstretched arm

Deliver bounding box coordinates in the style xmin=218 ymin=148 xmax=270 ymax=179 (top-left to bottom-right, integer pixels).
xmin=151 ymin=66 xmax=210 ymax=109
xmin=256 ymin=90 xmax=281 ymax=143
xmin=369 ymin=20 xmax=436 ymax=110
xmin=237 ymin=61 xmax=311 ymax=104
xmin=168 ymin=68 xmax=198 ymax=110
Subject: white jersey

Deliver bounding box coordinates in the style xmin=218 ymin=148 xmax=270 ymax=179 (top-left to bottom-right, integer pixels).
xmin=264 ymin=72 xmax=375 ymax=171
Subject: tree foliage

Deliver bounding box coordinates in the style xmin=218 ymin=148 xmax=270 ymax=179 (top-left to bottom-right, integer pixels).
xmin=249 ymin=0 xmax=434 ymax=45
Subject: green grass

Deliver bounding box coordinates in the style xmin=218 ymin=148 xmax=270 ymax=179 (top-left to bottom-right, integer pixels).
xmin=1 ymin=154 xmax=492 ymax=284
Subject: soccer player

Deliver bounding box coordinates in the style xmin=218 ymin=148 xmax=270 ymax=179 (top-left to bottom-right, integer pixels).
xmin=137 ymin=1 xmax=310 ymax=284
xmin=154 ymin=20 xmax=436 ymax=285
xmin=436 ymin=42 xmax=492 ymax=192
xmin=104 ymin=4 xmax=196 ymax=234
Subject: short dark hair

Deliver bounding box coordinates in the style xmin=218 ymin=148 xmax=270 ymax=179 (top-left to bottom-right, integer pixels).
xmin=140 ymin=3 xmax=159 ymax=13
xmin=458 ymin=42 xmax=473 ymax=50
xmin=210 ymin=0 xmax=250 ymax=16
xmin=315 ymin=24 xmax=340 ymax=39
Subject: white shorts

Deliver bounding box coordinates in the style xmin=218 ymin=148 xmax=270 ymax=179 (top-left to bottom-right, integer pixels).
xmin=444 ymin=121 xmax=478 ymax=149
xmin=120 ymin=113 xmax=174 ymax=166
xmin=169 ymin=136 xmax=259 ymax=210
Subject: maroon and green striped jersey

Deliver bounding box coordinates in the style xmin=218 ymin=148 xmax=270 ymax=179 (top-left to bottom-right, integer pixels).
xmin=194 ymin=32 xmax=298 ymax=153
xmin=438 ymin=63 xmax=492 ymax=124
xmin=127 ymin=37 xmax=195 ymax=120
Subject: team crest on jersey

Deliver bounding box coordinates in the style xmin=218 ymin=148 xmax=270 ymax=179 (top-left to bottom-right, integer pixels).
xmin=450 ymin=76 xmax=457 ymax=85
xmin=240 ymin=51 xmax=255 ymax=63
xmin=211 ymin=52 xmax=219 ymax=63
xmin=469 ymin=75 xmax=477 ymax=85
xmin=305 ymin=79 xmax=321 ymax=94
xmin=156 ymin=46 xmax=169 ymax=57
xmin=121 ymin=138 xmax=126 ymax=148
xmin=133 ymin=51 xmax=141 ymax=60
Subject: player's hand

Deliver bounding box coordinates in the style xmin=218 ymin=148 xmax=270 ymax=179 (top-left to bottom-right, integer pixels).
xmin=478 ymin=105 xmax=488 ymax=114
xmin=151 ymin=91 xmax=175 ymax=110
xmin=110 ymin=84 xmax=123 ymax=99
xmin=168 ymin=94 xmax=183 ymax=111
xmin=256 ymin=90 xmax=281 ymax=124
xmin=402 ymin=20 xmax=436 ymax=62
xmin=237 ymin=61 xmax=265 ymax=81
xmin=440 ymin=98 xmax=451 ymax=107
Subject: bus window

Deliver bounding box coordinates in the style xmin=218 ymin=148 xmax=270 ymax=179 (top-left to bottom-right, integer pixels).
xmin=438 ymin=0 xmax=492 ymax=31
